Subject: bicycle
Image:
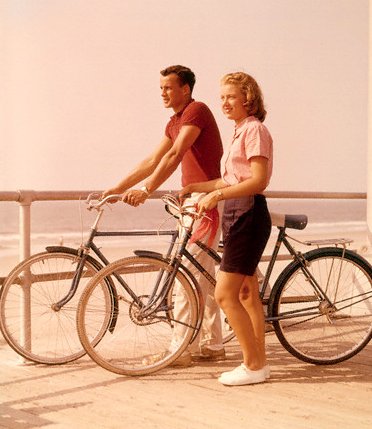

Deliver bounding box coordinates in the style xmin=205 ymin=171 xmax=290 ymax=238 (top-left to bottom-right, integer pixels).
xmin=0 ymin=194 xmax=180 ymax=364
xmin=76 ymin=194 xmax=372 ymax=376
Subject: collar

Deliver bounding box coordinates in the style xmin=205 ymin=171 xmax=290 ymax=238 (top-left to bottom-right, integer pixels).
xmin=172 ymin=99 xmax=195 ymax=118
xmin=233 ymin=116 xmax=257 ymax=139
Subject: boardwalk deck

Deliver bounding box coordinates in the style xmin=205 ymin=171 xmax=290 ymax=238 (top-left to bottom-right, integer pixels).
xmin=1 ymin=331 xmax=371 ymax=429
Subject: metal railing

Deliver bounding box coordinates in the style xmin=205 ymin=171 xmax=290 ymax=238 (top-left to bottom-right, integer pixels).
xmin=0 ymin=189 xmax=367 ymax=285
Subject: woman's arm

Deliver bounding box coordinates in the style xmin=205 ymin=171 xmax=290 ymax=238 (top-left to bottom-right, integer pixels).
xmin=197 ymin=157 xmax=268 ymax=213
xmin=179 ymin=178 xmax=227 ymax=198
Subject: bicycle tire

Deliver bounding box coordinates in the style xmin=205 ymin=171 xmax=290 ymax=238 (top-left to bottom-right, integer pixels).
xmin=269 ymin=247 xmax=372 ymax=364
xmin=0 ymin=250 xmax=112 ymax=364
xmin=77 ymin=256 xmax=199 ymax=376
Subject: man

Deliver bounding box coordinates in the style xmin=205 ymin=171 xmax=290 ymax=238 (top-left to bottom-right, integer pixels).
xmin=103 ymin=65 xmax=225 ymax=365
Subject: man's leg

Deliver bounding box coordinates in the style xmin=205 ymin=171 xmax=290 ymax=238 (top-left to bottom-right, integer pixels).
xmin=182 ymin=193 xmax=224 ymax=355
xmin=171 ymin=194 xmax=224 ymax=363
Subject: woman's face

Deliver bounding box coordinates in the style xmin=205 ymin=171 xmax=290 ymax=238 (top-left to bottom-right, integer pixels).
xmin=220 ymin=83 xmax=248 ymax=123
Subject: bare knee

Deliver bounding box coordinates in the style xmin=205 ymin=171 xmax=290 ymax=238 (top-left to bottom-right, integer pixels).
xmin=215 ymin=281 xmax=240 ymax=311
xmin=215 ymin=288 xmax=235 ymax=310
xmin=239 ymin=276 xmax=260 ymax=305
xmin=239 ymin=285 xmax=250 ymax=301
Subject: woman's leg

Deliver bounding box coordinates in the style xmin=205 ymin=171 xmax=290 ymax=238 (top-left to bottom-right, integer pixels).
xmin=215 ymin=270 xmax=266 ymax=370
xmin=239 ymin=273 xmax=266 ymax=366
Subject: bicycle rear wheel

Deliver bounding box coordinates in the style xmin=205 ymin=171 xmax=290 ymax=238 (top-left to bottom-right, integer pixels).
xmin=0 ymin=251 xmax=111 ymax=364
xmin=269 ymin=247 xmax=372 ymax=364
xmin=77 ymin=256 xmax=199 ymax=376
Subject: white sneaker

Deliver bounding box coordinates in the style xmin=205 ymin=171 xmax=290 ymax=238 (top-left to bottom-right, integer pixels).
xmin=218 ymin=364 xmax=267 ymax=386
xmin=220 ymin=364 xmax=270 ymax=379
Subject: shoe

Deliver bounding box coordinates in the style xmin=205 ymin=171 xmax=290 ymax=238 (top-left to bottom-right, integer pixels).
xmin=170 ymin=351 xmax=192 ymax=367
xmin=142 ymin=350 xmax=192 ymax=368
xmin=218 ymin=364 xmax=267 ymax=386
xmin=192 ymin=346 xmax=226 ymax=361
xmin=264 ymin=365 xmax=270 ymax=379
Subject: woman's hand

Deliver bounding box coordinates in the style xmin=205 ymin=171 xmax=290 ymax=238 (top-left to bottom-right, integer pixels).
xmin=197 ymin=191 xmax=220 ymax=215
xmin=179 ymin=179 xmax=224 ymax=201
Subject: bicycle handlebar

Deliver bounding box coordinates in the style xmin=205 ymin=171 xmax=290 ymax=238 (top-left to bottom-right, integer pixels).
xmin=161 ymin=194 xmax=201 ymax=220
xmin=85 ymin=192 xmax=203 ymax=221
xmin=85 ymin=193 xmax=123 ymax=210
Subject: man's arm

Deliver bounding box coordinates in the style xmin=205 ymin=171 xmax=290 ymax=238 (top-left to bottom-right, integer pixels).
xmin=123 ymin=125 xmax=201 ymax=206
xmin=102 ymin=135 xmax=173 ymax=197
xmin=146 ymin=125 xmax=201 ymax=192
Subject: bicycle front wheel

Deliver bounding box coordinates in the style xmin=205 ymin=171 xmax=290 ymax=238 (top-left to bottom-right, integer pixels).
xmin=269 ymin=247 xmax=372 ymax=364
xmin=0 ymin=251 xmax=110 ymax=364
xmin=77 ymin=256 xmax=199 ymax=376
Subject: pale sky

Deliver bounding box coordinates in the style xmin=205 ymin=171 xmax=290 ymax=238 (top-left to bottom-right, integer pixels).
xmin=0 ymin=0 xmax=369 ymax=193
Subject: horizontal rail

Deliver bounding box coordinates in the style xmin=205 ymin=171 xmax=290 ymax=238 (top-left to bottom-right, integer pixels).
xmin=0 ymin=189 xmax=367 ymax=202
xmin=0 ymin=189 xmax=367 ymax=286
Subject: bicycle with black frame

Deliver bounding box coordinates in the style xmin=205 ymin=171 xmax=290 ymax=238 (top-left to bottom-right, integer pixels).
xmin=75 ymin=194 xmax=372 ymax=376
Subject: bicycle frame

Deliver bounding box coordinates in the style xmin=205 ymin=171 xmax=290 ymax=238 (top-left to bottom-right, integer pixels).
xmin=173 ymin=224 xmax=344 ymax=324
xmin=52 ymin=206 xmax=179 ymax=310
xmin=52 ymin=195 xmax=355 ymax=327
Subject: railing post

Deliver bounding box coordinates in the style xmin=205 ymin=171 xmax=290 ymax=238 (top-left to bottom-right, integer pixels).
xmin=19 ymin=195 xmax=32 ymax=261
xmin=368 ymin=1 xmax=372 ymax=246
xmin=18 ymin=190 xmax=35 ymax=356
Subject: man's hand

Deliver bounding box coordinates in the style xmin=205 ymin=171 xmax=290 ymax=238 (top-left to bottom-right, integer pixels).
xmin=178 ymin=184 xmax=194 ymax=201
xmin=101 ymin=188 xmax=123 ymax=203
xmin=122 ymin=189 xmax=148 ymax=207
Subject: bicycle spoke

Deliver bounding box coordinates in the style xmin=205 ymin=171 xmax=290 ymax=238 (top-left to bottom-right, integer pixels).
xmin=77 ymin=256 xmax=198 ymax=376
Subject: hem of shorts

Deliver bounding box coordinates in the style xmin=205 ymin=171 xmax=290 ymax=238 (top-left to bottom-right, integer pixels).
xmin=220 ymin=265 xmax=256 ymax=276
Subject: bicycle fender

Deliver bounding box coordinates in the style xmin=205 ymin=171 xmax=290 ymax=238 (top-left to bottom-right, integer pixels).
xmin=45 ymin=246 xmax=118 ymax=333
xmin=134 ymin=250 xmax=163 ymax=258
xmin=267 ymin=259 xmax=299 ymax=318
xmin=46 ymin=246 xmax=79 ymax=255
xmin=45 ymin=246 xmax=103 ymax=267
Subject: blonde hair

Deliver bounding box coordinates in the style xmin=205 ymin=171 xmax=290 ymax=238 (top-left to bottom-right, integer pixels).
xmin=221 ymin=72 xmax=267 ymax=122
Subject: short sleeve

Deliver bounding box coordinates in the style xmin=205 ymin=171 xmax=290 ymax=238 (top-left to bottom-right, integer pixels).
xmin=245 ymin=123 xmax=272 ymax=160
xmin=181 ymin=102 xmax=210 ymax=130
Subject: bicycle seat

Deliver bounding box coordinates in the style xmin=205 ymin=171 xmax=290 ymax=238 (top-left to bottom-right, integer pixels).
xmin=284 ymin=214 xmax=308 ymax=230
xmin=270 ymin=212 xmax=307 ymax=229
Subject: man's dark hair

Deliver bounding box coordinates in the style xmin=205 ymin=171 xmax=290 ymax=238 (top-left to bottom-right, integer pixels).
xmin=160 ymin=65 xmax=196 ymax=93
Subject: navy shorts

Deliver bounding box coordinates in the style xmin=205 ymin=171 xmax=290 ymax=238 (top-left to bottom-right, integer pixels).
xmin=220 ymin=194 xmax=271 ymax=276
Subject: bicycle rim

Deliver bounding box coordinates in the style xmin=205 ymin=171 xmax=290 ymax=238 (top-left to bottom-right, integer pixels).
xmin=271 ymin=248 xmax=372 ymax=364
xmin=0 ymin=251 xmax=109 ymax=364
xmin=77 ymin=256 xmax=199 ymax=376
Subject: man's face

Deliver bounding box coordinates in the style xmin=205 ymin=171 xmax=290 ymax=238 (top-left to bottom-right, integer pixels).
xmin=160 ymin=73 xmax=189 ymax=112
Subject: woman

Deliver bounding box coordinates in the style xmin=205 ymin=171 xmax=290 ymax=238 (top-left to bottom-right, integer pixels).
xmin=181 ymin=72 xmax=273 ymax=385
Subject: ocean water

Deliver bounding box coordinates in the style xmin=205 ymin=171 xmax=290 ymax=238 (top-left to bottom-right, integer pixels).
xmin=0 ymin=198 xmax=367 ymax=259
